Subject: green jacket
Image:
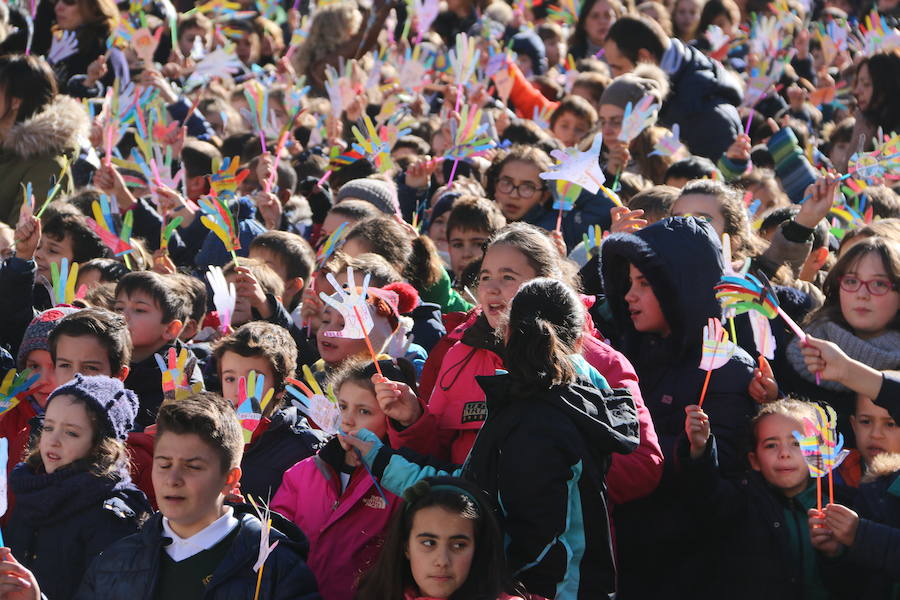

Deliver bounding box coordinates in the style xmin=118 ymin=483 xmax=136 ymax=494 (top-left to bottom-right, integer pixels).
xmin=0 ymin=95 xmax=86 ymax=226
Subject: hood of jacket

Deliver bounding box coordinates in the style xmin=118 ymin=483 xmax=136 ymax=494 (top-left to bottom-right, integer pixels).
xmin=600 ymin=216 xmax=724 ymax=362
xmin=1 ymin=94 xmax=89 ymax=160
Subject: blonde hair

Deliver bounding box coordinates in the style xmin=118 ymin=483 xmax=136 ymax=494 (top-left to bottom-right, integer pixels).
xmin=291 ymin=3 xmax=362 ymax=77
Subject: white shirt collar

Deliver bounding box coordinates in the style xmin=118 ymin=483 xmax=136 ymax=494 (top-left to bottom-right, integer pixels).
xmin=162 ymin=507 xmax=240 ymax=562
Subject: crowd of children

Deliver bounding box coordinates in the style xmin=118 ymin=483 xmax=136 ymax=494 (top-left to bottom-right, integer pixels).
xmin=0 ymin=0 xmax=897 ymax=597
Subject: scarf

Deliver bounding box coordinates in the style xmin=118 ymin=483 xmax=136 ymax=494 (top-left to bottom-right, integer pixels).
xmin=785 ymin=320 xmax=900 ymax=392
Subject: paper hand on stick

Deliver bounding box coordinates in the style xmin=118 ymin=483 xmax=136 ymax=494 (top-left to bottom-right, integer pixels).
xmin=207 ymin=265 xmax=237 ymax=332
xmin=50 ymin=258 xmax=81 ymax=306
xmin=235 ymin=370 xmax=275 ymax=443
xmin=649 ymin=123 xmax=684 ymax=157
xmin=319 ymin=268 xmax=373 ymax=339
xmin=0 ymin=369 xmax=40 ymax=416
xmin=285 ymin=366 xmax=342 ymax=435
xmin=539 ymin=132 xmax=606 ymax=194
xmin=618 ymin=94 xmax=659 ymax=143
xmin=699 ymin=318 xmax=736 ymax=371
xmin=47 ymin=30 xmax=79 ymax=65
xmin=154 ymin=347 xmax=201 ymax=403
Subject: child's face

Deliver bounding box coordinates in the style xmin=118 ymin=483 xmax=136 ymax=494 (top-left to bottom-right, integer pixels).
xmin=40 ymin=395 xmax=94 ymax=474
xmin=219 ymin=351 xmax=276 ymax=408
xmin=494 ymin=161 xmax=548 ymax=222
xmin=448 ymin=228 xmax=490 ymax=279
xmin=114 ymin=291 xmax=177 ymax=356
xmin=428 ymin=214 xmax=450 ymax=253
xmin=178 ymin=26 xmax=207 ymax=57
xmin=671 ymin=193 xmax=726 ymax=236
xmin=337 ymin=381 xmax=387 ymax=444
xmin=674 ymin=0 xmax=701 ymax=34
xmin=584 ymin=0 xmax=616 ymax=44
xmin=54 ymin=334 xmax=120 ymax=383
xmin=624 ymin=264 xmax=670 ymax=336
xmin=25 ymin=349 xmax=57 ymax=408
xmin=249 ymin=248 xmax=289 ymax=284
xmin=552 ymin=111 xmax=590 ymax=148
xmin=406 ymin=506 xmax=476 ymax=599
xmin=235 ymin=32 xmax=260 ymax=65
xmin=477 ymin=244 xmax=538 ymax=329
xmin=839 ymin=252 xmax=900 ymax=339
xmin=317 ymin=306 xmax=368 ymax=365
xmin=852 ymin=395 xmax=900 ymax=465
xmin=598 ymin=104 xmax=625 ymax=144
xmin=749 ymin=413 xmax=809 ymax=498
xmin=153 ymin=431 xmax=238 ymax=537
xmin=320 ymin=213 xmax=354 ymax=241
xmin=34 ymin=232 xmax=75 ymax=282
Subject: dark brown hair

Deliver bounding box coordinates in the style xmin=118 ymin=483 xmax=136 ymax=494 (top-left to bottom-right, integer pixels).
xmin=213 ymin=321 xmax=297 ymax=405
xmin=155 ymin=391 xmax=244 ymax=473
xmin=49 ymin=308 xmax=132 ymax=374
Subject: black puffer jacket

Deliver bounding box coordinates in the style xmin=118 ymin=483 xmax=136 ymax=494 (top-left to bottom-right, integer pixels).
xmin=73 ymin=504 xmax=321 ymax=600
xmin=600 ymin=217 xmax=757 ymax=598
xmin=7 ymin=463 xmax=151 ymax=600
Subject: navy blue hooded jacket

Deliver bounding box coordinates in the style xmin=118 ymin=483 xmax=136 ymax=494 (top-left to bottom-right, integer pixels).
xmin=600 ymin=217 xmax=756 ymax=598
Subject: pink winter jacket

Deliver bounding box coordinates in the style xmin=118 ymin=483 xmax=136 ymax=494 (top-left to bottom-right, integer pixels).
xmin=395 ymin=311 xmax=665 ymax=504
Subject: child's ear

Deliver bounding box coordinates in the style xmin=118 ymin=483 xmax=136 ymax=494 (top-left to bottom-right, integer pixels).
xmin=222 ymin=466 xmax=242 ymax=493
xmin=115 ymin=365 xmax=130 ymax=381
xmin=286 ymin=277 xmax=304 ymax=297
xmin=748 ymin=451 xmax=761 ymax=472
xmin=811 ymin=247 xmax=829 ymax=271
xmin=164 ymin=319 xmax=184 ymax=342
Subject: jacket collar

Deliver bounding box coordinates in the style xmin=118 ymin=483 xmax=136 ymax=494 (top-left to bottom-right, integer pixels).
xmin=0 ymin=95 xmax=89 ymax=159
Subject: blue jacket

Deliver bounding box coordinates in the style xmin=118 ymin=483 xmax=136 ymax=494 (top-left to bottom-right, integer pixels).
xmin=7 ymin=464 xmax=151 ymax=600
xmin=600 ymin=217 xmax=757 ymax=597
xmin=659 ymin=38 xmax=743 ymax=160
xmin=524 ymin=188 xmax=615 ymax=252
xmin=73 ymin=505 xmax=321 ymax=600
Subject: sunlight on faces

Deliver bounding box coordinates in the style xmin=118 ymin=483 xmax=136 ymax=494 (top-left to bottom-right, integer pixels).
xmin=671 ymin=193 xmax=726 ymax=236
xmin=493 ymin=161 xmax=548 ymax=222
xmin=24 ymin=349 xmax=57 ymax=408
xmin=624 ymin=264 xmax=670 ymax=336
xmin=428 ymin=213 xmax=450 ymax=254
xmin=54 ymin=334 xmax=126 ymax=383
xmin=219 ymin=351 xmax=276 ymax=408
xmin=248 ymin=247 xmax=289 ymax=285
xmin=748 ymin=413 xmax=809 ymax=498
xmin=34 ymin=232 xmax=75 ymax=282
xmin=851 ymin=394 xmax=900 ymax=467
xmin=317 ymin=306 xmax=369 ymax=365
xmin=152 ymin=431 xmax=241 ymax=539
xmin=114 ymin=291 xmax=182 ymax=358
xmin=477 ymin=244 xmax=538 ymax=329
xmin=448 ymin=228 xmax=490 ymax=279
xmin=321 ymin=212 xmax=357 ymax=240
xmin=603 ymin=39 xmax=635 ymax=77
xmin=336 ymin=381 xmax=387 ymax=452
xmin=407 ymin=506 xmax=476 ymax=599
xmin=598 ymin=104 xmax=625 ymax=142
xmin=54 ymin=0 xmax=86 ymax=30
xmin=552 ymin=112 xmax=591 ymax=148
xmin=839 ymin=252 xmax=900 ymax=340
xmin=585 ymin=0 xmax=617 ymax=45
xmin=40 ymin=395 xmax=94 ymax=474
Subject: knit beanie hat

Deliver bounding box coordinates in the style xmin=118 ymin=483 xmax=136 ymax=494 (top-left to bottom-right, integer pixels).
xmin=17 ymin=306 xmax=81 ymax=369
xmin=336 ymin=179 xmax=401 ymax=217
xmin=511 ymin=30 xmax=548 ymax=76
xmin=47 ymin=374 xmax=139 ymax=441
xmin=599 ymin=64 xmax=670 ymax=110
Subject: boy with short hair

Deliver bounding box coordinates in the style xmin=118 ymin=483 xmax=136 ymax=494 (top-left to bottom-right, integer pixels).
xmin=0 ymin=392 xmax=322 ymax=599
xmin=249 ymin=230 xmax=315 ymax=314
xmin=836 ymin=385 xmax=900 ymax=488
xmin=444 ymin=196 xmax=506 ymax=281
xmin=115 ymin=271 xmax=204 ymax=430
xmin=213 ymin=322 xmax=326 ymax=500
xmin=222 ymin=258 xmax=285 ymax=328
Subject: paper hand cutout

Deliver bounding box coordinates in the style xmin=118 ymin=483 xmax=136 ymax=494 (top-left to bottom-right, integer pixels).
xmin=285 ymin=366 xmax=342 ymax=436
xmin=445 ymin=104 xmax=495 ymax=161
xmin=539 ymin=132 xmax=606 ymax=194
xmin=552 ymin=179 xmax=581 ymax=211
xmin=235 ymin=370 xmax=275 ymax=443
xmin=87 ymin=195 xmax=133 ymax=256
xmin=50 ymin=258 xmax=80 ymax=306
xmin=199 ymin=194 xmax=241 ymax=254
xmin=649 ymin=123 xmax=684 ymax=157
xmin=582 ymin=225 xmax=603 ymax=257
xmin=132 ymin=27 xmax=163 ymax=65
xmin=185 ymin=44 xmax=243 ymax=90
xmin=704 ymin=24 xmax=732 ymax=59
xmin=793 ymin=404 xmax=849 ymax=477
xmin=315 ymin=221 xmax=349 ymax=269
xmin=0 ymin=368 xmax=40 ymax=417
xmin=715 ymin=272 xmax=779 ymax=319
xmin=699 ymin=318 xmax=736 ymax=371
xmin=351 ymin=115 xmax=400 ymax=173
xmin=247 ymin=497 xmax=280 ymax=573
xmin=209 ymin=156 xmax=250 ymax=200
xmin=207 ymin=265 xmax=237 ymax=333
xmin=449 ymin=32 xmax=479 ymax=87
xmin=319 ymin=268 xmax=373 ymax=339
xmin=749 ymin=310 xmax=776 ymax=359
xmin=47 ymin=30 xmax=79 ymax=65
xmin=618 ymin=94 xmax=659 ymax=142
xmin=154 ymin=347 xmax=201 ymax=404
xmin=412 ymin=0 xmax=440 ymax=36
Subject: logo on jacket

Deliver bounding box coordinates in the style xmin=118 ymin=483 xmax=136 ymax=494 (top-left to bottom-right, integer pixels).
xmin=461 ymin=401 xmax=488 ymax=424
xmin=363 ymin=493 xmax=387 ymax=510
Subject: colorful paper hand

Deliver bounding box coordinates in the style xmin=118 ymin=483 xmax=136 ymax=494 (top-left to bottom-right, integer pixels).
xmin=184 ymin=44 xmax=243 ymax=90
xmin=649 ymin=123 xmax=684 ymax=157
xmin=539 ymin=132 xmax=606 ymax=194
xmin=207 ymin=265 xmax=236 ymax=333
xmin=50 ymin=258 xmax=80 ymax=306
xmin=749 ymin=310 xmax=776 ymax=360
xmin=47 ymin=30 xmax=79 ymax=65
xmin=87 ymin=196 xmax=133 ymax=256
xmin=315 ymin=222 xmax=349 ymax=269
xmin=319 ymin=268 xmax=373 ymax=339
xmin=699 ymin=318 xmax=736 ymax=371
xmin=285 ymin=367 xmax=342 ymax=436
xmin=618 ymin=94 xmax=659 ymax=143
xmin=449 ymin=33 xmax=479 ymax=87
xmin=154 ymin=347 xmax=201 ymax=403
xmin=235 ymin=370 xmax=275 ymax=443
xmin=0 ymin=368 xmax=40 ymax=416
xmin=351 ymin=115 xmax=398 ymax=173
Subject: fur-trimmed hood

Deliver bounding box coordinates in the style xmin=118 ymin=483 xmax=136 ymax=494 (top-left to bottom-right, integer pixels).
xmin=1 ymin=94 xmax=89 ymax=160
xmin=862 ymin=452 xmax=900 ymax=484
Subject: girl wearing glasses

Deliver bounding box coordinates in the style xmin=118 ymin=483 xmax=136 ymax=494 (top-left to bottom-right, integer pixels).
xmin=784 ymin=237 xmax=900 ymax=442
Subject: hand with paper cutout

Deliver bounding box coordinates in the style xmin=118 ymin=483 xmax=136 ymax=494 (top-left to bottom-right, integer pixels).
xmin=319 ymin=269 xmax=373 ymax=339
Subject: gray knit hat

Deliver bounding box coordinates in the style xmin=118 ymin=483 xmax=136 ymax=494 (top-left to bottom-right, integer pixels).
xmin=599 ymin=64 xmax=670 ymax=111
xmin=336 ymin=178 xmax=401 ymax=217
xmin=17 ymin=306 xmax=81 ymax=369
xmin=47 ymin=374 xmax=139 ymax=440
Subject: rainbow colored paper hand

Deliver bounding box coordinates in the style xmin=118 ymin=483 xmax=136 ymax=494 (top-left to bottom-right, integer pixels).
xmin=50 ymin=258 xmax=80 ymax=306
xmin=412 ymin=0 xmax=440 ymax=37
xmin=699 ymin=318 xmax=736 ymax=371
xmin=552 ymin=180 xmax=581 ymax=212
xmin=209 ymin=156 xmax=250 ymax=200
xmin=0 ymin=369 xmax=40 ymax=416
xmin=199 ymin=195 xmax=241 ymax=255
xmin=449 ymin=33 xmax=479 ymax=87
xmin=235 ymin=370 xmax=275 ymax=443
xmin=582 ymin=225 xmax=603 ymax=258
xmin=618 ymin=94 xmax=659 ymax=143
xmin=319 ymin=268 xmax=373 ymax=339
xmin=715 ymin=272 xmax=780 ymax=319
xmin=242 ymin=80 xmax=278 ymax=146
xmin=858 ymin=10 xmax=900 ymax=55
xmin=539 ymin=132 xmax=606 ymax=194
xmin=154 ymin=347 xmax=201 ymax=403
xmin=792 ymin=404 xmax=849 ymax=478
xmin=445 ymin=104 xmax=495 ymax=161
xmin=285 ymin=366 xmax=342 ymax=435
xmin=207 ymin=265 xmax=236 ymax=333
xmin=47 ymin=30 xmax=79 ymax=65
xmin=649 ymin=124 xmax=684 ymax=157
xmin=315 ymin=222 xmax=349 ymax=269
xmin=87 ymin=196 xmax=133 ymax=256
xmin=351 ymin=115 xmax=395 ymax=173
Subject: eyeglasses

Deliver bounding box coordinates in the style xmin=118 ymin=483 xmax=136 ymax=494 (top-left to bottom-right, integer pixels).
xmin=839 ymin=275 xmax=898 ymax=296
xmin=496 ymin=178 xmax=543 ymax=199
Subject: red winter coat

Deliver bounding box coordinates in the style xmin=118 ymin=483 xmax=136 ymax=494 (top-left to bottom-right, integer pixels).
xmin=0 ymin=399 xmax=39 ymax=522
